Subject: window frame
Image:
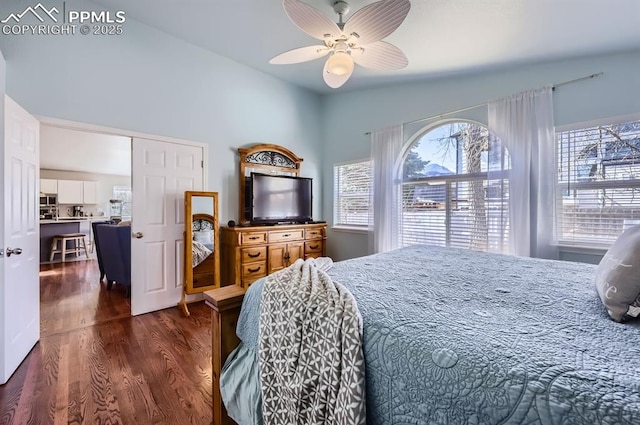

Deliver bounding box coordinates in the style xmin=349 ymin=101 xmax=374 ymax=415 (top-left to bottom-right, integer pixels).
xmin=333 ymin=159 xmax=372 ymax=233
xmin=554 ymin=113 xmax=640 ymax=249
xmin=112 ymin=185 xmax=132 ymax=219
xmin=399 ymin=120 xmax=510 ymax=253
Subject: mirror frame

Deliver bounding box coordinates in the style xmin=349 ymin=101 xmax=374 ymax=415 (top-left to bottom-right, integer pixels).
xmin=238 ymin=143 xmax=304 ymax=224
xmin=184 ymin=191 xmax=220 ymax=295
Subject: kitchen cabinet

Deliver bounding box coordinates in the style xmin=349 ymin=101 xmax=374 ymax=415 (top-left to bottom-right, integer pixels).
xmin=57 ymin=179 xmax=98 ymax=204
xmin=83 ymin=181 xmax=98 ymax=204
xmin=40 ymin=179 xmax=58 ymax=194
xmin=57 ymin=180 xmax=84 ymax=204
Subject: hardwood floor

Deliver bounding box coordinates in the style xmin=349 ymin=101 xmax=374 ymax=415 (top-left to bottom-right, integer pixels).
xmin=0 ymin=261 xmax=213 ymax=425
xmin=40 ymin=260 xmax=131 ymax=337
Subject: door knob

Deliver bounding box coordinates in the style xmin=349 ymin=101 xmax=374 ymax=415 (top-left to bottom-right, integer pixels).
xmin=6 ymin=247 xmax=22 ymax=257
xmin=133 ymin=232 xmax=144 ymax=239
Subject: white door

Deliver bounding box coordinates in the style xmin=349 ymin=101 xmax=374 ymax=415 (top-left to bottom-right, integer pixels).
xmin=1 ymin=96 xmax=40 ymax=384
xmin=131 ymin=137 xmax=203 ymax=316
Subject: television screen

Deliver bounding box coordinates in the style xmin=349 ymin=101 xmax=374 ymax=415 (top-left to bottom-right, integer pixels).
xmin=250 ymin=173 xmax=312 ymax=224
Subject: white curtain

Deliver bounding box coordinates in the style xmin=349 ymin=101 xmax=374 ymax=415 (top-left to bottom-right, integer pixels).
xmin=488 ymin=87 xmax=557 ymax=258
xmin=369 ymin=125 xmax=403 ymax=254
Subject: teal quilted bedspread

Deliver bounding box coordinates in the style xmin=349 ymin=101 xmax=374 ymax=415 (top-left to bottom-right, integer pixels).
xmin=223 ymin=245 xmax=640 ymax=425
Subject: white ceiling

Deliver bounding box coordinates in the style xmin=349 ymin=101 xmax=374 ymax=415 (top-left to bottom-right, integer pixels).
xmin=40 ymin=126 xmax=131 ymax=176
xmin=91 ymin=0 xmax=640 ymax=94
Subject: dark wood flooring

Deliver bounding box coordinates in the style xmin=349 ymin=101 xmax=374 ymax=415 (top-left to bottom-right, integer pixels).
xmin=0 ymin=261 xmax=213 ymax=425
xmin=39 ymin=260 xmax=131 ymax=337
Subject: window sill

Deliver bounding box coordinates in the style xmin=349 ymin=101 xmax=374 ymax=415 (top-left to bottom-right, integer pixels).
xmin=552 ymin=242 xmax=609 ymax=255
xmin=331 ymin=225 xmax=369 ymax=235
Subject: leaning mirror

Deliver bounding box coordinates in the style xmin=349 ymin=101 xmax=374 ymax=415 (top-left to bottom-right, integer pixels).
xmin=180 ymin=191 xmax=219 ymax=316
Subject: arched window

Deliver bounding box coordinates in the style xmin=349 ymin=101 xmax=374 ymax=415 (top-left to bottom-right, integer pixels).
xmin=400 ymin=121 xmax=510 ymax=252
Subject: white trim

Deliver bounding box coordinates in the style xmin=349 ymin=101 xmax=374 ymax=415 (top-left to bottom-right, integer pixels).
xmin=333 ymin=158 xmax=371 ymax=167
xmin=555 ymin=112 xmax=640 ymax=133
xmin=202 ymin=143 xmax=209 ymax=190
xmin=37 ymin=116 xmax=207 ymax=148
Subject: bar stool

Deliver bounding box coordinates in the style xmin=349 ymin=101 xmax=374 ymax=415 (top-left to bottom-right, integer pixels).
xmin=49 ymin=233 xmax=89 ymax=262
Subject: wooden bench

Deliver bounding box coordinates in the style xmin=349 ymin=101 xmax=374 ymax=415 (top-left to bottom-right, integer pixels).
xmin=49 ymin=233 xmax=89 ymax=262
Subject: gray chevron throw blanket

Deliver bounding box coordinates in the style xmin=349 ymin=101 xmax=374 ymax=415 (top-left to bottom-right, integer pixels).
xmin=259 ymin=258 xmax=366 ymax=425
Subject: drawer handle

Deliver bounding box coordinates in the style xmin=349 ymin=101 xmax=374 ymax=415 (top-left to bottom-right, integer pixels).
xmin=248 ymin=266 xmax=261 ymax=273
xmin=247 ymin=252 xmax=261 ymax=258
xmin=309 ymin=245 xmax=319 ymax=250
xmin=282 ymin=234 xmax=291 ymax=237
xmin=248 ymin=236 xmax=260 ymax=240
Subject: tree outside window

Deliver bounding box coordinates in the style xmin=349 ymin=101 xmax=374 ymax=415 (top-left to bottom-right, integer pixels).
xmin=401 ymin=122 xmax=510 ymax=252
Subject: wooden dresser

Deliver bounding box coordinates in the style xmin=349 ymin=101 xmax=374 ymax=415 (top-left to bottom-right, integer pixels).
xmin=221 ymin=223 xmax=327 ymax=288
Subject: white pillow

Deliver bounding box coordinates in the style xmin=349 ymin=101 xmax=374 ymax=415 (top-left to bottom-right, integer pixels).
xmin=594 ymin=225 xmax=640 ymax=322
xmin=193 ymin=230 xmax=213 ymax=245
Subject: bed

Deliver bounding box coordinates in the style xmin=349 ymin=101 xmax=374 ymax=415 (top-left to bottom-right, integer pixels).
xmin=204 ymin=244 xmax=640 ymax=425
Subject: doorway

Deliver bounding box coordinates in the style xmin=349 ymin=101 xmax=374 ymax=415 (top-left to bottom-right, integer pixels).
xmin=36 ymin=116 xmax=207 ymax=318
xmin=38 ymin=124 xmax=133 ymax=336
xmin=1 ymin=100 xmax=206 ymax=383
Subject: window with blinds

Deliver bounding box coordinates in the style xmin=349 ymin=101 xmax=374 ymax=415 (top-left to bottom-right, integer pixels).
xmin=333 ymin=160 xmax=372 ymax=228
xmin=400 ymin=122 xmax=510 ymax=252
xmin=556 ymin=118 xmax=640 ymax=246
xmin=112 ymin=186 xmax=132 ymax=218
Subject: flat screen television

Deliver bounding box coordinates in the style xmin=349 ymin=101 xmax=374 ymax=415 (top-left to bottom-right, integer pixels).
xmin=249 ymin=173 xmax=312 ymax=225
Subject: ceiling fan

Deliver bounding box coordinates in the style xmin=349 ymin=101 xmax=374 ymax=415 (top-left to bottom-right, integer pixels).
xmin=270 ymin=0 xmax=411 ymax=89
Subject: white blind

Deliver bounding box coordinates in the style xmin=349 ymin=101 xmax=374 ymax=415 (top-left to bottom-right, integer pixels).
xmin=556 ymin=119 xmax=640 ymax=245
xmin=333 ymin=161 xmax=372 ymax=227
xmin=401 ymin=174 xmax=509 ymax=252
xmin=399 ymin=122 xmax=510 ymax=253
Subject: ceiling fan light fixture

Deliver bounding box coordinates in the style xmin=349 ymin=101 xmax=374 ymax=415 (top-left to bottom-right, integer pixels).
xmin=274 ymin=0 xmax=411 ymax=89
xmin=326 ymin=51 xmax=354 ymax=76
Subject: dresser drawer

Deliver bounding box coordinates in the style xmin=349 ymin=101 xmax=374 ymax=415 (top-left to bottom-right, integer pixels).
xmin=268 ymin=229 xmax=304 ymax=243
xmin=241 ymin=232 xmax=267 ymax=245
xmin=304 ymin=240 xmax=323 ymax=254
xmin=305 ymin=228 xmax=324 ymax=240
xmin=241 ymin=246 xmax=267 ymax=263
xmin=242 ymin=262 xmax=267 ymax=280
xmin=192 ymin=272 xmax=216 ymax=289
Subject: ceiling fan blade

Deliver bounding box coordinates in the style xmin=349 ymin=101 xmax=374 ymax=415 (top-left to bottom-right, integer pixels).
xmin=351 ymin=41 xmax=408 ymax=70
xmin=270 ymin=45 xmax=331 ymax=64
xmin=322 ymin=56 xmax=354 ymax=89
xmin=283 ymin=0 xmax=341 ymax=41
xmin=343 ymin=0 xmax=410 ymax=46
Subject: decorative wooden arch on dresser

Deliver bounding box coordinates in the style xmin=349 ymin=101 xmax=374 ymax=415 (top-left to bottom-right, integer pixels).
xmin=238 ymin=143 xmax=304 ymax=225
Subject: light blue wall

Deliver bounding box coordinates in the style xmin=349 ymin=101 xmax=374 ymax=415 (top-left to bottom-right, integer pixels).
xmin=0 ymin=0 xmax=324 ymax=223
xmin=322 ymin=50 xmax=640 ymax=261
xmin=2 ymin=0 xmax=639 ymax=262
xmin=0 ymin=50 xmax=4 ymax=94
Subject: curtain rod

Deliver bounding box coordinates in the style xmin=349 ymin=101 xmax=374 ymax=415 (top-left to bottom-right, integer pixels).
xmin=364 ymin=72 xmax=604 ymax=135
